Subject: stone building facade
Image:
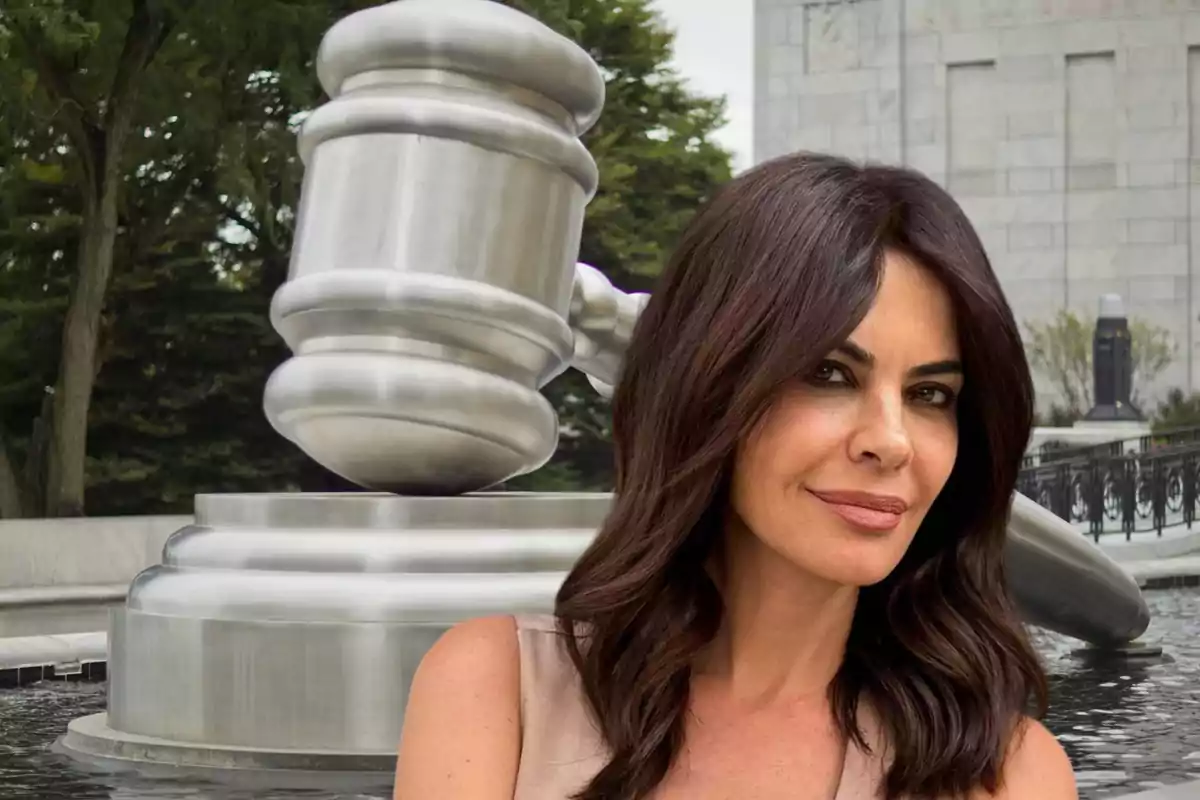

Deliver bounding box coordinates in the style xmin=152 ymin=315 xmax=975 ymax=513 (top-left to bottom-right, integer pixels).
xmin=754 ymin=0 xmax=1200 ymax=407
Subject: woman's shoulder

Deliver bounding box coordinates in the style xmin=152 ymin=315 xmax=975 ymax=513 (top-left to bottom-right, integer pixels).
xmin=410 ymin=613 xmax=564 ymax=665
xmin=398 ymin=613 xmax=576 ymax=726
xmin=393 ymin=616 xmax=524 ymax=798
xmin=418 ymin=615 xmax=525 ymax=676
xmin=968 ymin=716 xmax=1077 ymax=800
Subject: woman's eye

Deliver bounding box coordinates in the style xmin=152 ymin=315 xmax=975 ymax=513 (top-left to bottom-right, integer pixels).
xmin=810 ymin=361 xmax=851 ymax=385
xmin=911 ymin=385 xmax=956 ymax=408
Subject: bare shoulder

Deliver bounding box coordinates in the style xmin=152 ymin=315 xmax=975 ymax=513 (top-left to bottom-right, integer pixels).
xmin=393 ymin=615 xmax=522 ymax=800
xmin=970 ymin=717 xmax=1077 ymax=800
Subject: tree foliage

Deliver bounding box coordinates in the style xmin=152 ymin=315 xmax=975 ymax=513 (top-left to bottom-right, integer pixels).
xmin=0 ymin=0 xmax=186 ymax=516
xmin=0 ymin=0 xmax=381 ymax=516
xmin=1152 ymin=388 xmax=1200 ymax=433
xmin=0 ymin=0 xmax=732 ymax=514
xmin=503 ymin=0 xmax=732 ymax=491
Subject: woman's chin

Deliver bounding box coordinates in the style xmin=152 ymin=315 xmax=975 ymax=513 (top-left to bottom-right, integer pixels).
xmin=793 ymin=545 xmax=907 ymax=588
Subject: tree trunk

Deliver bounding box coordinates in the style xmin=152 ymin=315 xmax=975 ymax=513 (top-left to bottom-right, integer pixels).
xmin=44 ymin=173 xmax=122 ymax=517
xmin=38 ymin=1 xmax=174 ymax=516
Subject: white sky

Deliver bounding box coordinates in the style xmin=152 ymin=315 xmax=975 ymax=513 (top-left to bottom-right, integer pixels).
xmin=651 ymin=0 xmax=754 ymax=172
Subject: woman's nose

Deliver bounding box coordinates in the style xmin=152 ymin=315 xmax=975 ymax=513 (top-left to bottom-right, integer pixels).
xmin=848 ymin=393 xmax=913 ymax=471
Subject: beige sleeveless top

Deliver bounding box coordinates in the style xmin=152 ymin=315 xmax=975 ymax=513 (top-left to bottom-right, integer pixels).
xmin=512 ymin=613 xmax=890 ymax=800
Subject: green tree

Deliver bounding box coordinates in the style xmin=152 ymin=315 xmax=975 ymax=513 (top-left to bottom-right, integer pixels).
xmin=81 ymin=0 xmax=374 ymax=513
xmin=1152 ymin=388 xmax=1200 ymax=433
xmin=0 ymin=122 xmax=72 ymax=518
xmin=503 ymin=0 xmax=733 ymax=490
xmin=1024 ymin=309 xmax=1176 ymax=417
xmin=0 ymin=0 xmax=182 ymax=515
xmin=0 ymin=0 xmax=370 ymax=516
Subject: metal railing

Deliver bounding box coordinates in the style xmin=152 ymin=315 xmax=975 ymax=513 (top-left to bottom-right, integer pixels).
xmin=1021 ymin=425 xmax=1200 ymax=470
xmin=1017 ymin=444 xmax=1200 ymax=540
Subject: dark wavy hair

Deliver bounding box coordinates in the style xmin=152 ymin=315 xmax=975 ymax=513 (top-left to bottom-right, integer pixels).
xmin=554 ymin=152 xmax=1047 ymax=800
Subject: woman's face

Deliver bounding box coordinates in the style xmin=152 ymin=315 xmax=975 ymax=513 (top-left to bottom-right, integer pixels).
xmin=729 ymin=250 xmax=963 ymax=588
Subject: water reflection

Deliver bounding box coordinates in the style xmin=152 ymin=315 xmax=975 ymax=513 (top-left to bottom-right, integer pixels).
xmin=1035 ymin=588 xmax=1200 ymax=797
xmin=0 ymin=588 xmax=1197 ymax=799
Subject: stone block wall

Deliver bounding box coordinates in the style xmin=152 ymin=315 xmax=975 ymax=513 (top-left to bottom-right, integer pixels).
xmin=754 ymin=0 xmax=1200 ymax=408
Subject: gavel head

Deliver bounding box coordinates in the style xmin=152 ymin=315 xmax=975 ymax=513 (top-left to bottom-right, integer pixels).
xmin=263 ymin=0 xmax=606 ymax=495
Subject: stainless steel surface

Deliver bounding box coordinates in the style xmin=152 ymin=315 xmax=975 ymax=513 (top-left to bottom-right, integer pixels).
xmin=58 ymin=710 xmax=400 ymax=781
xmin=1007 ymin=493 xmax=1149 ymax=645
xmin=101 ymin=493 xmax=605 ymax=754
xmin=570 ymin=262 xmax=650 ymax=397
xmin=56 ymin=0 xmax=1154 ymax=784
xmin=264 ymin=0 xmax=605 ymax=494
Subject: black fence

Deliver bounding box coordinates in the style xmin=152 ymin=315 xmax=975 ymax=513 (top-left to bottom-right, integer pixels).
xmin=1022 ymin=425 xmax=1200 ymax=470
xmin=1017 ymin=445 xmax=1200 ymax=541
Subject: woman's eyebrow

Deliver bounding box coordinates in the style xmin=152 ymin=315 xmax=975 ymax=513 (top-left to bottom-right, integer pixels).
xmin=833 ymin=341 xmax=963 ymax=378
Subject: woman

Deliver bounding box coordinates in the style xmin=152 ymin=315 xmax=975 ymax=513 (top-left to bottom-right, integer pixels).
xmin=393 ymin=152 xmax=1078 ymax=800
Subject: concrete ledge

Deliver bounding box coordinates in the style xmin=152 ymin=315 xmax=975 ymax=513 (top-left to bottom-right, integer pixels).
xmin=0 ymin=515 xmax=186 ymax=590
xmin=0 ymin=583 xmax=127 ymax=608
xmin=1027 ymin=422 xmax=1151 ymax=457
xmin=0 ymin=630 xmax=106 ymax=669
xmin=1099 ymin=530 xmax=1200 ymax=562
xmin=0 ymin=584 xmax=127 ymax=639
xmin=1121 ymin=555 xmax=1200 ymax=588
xmin=0 ymin=631 xmax=108 ymax=686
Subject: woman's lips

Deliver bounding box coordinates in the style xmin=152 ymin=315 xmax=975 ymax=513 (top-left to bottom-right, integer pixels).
xmin=807 ymin=489 xmax=908 ymax=532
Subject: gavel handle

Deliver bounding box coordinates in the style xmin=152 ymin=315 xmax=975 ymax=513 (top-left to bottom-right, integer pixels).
xmin=567 ymin=263 xmax=649 ymax=398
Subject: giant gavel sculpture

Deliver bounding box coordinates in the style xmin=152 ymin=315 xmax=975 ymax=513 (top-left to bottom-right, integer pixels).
xmin=58 ymin=0 xmax=660 ymax=774
xmin=56 ymin=0 xmax=1148 ymax=781
xmin=263 ymin=0 xmax=645 ymax=495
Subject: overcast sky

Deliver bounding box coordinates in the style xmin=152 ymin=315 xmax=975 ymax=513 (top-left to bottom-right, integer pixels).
xmin=651 ymin=0 xmax=754 ymax=171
